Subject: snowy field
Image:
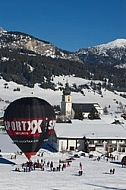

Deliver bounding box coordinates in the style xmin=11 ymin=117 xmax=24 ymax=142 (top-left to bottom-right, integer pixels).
xmin=0 ymin=75 xmax=126 ymax=114
xmin=0 ymin=142 xmax=126 ymax=190
xmin=0 ymin=131 xmax=126 ymax=190
xmin=0 ymin=76 xmax=126 ymax=189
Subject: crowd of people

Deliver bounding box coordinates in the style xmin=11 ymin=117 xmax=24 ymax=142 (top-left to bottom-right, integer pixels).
xmin=14 ymin=157 xmax=71 ymax=172
xmin=13 ymin=152 xmax=118 ymax=177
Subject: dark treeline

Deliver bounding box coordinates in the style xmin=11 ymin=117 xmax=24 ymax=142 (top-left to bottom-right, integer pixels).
xmin=0 ymin=47 xmax=126 ymax=91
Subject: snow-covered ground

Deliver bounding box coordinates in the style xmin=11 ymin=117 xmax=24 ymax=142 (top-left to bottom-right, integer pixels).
xmin=0 ymin=143 xmax=126 ymax=190
xmin=0 ymin=76 xmax=126 ymax=189
xmin=0 ymin=75 xmax=126 ymax=116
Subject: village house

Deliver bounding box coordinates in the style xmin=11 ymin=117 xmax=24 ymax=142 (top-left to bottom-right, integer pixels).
xmin=50 ymin=119 xmax=126 ymax=154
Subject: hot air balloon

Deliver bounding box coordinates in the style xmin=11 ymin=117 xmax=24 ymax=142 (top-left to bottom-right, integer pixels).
xmin=4 ymin=97 xmax=56 ymax=160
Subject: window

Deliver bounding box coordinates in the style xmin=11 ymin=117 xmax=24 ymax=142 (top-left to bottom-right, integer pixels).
xmin=70 ymin=146 xmax=74 ymax=151
xmin=68 ymin=96 xmax=70 ymax=102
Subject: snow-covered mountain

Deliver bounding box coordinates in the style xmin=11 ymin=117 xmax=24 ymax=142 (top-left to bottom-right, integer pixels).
xmin=0 ymin=29 xmax=80 ymax=62
xmin=0 ymin=27 xmax=126 ymax=90
xmin=96 ymin=39 xmax=126 ymax=49
xmin=0 ymin=27 xmax=126 ymax=65
xmin=77 ymin=39 xmax=126 ymax=66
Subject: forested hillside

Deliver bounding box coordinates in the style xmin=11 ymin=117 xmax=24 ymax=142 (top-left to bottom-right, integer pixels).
xmin=0 ymin=31 xmax=126 ymax=91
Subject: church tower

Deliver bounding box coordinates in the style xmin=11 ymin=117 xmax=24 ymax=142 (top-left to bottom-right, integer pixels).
xmin=61 ymin=82 xmax=72 ymax=117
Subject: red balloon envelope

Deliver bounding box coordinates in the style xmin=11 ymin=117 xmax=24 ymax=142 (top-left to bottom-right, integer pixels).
xmin=4 ymin=97 xmax=56 ymax=160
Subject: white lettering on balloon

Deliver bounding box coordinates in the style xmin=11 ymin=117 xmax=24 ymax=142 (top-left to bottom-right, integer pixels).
xmin=4 ymin=119 xmax=55 ymax=135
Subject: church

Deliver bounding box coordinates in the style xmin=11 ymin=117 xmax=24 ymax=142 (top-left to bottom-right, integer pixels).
xmin=60 ymin=83 xmax=103 ymax=119
xmin=43 ymin=84 xmax=126 ymax=154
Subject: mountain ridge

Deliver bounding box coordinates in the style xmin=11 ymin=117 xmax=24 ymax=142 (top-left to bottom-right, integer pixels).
xmin=0 ymin=28 xmax=126 ymax=64
xmin=0 ymin=28 xmax=126 ymax=90
xmin=0 ymin=29 xmax=80 ymax=62
xmin=95 ymin=39 xmax=126 ymax=49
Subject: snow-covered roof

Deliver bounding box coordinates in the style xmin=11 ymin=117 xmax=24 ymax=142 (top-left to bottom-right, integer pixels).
xmin=55 ymin=119 xmax=126 ymax=139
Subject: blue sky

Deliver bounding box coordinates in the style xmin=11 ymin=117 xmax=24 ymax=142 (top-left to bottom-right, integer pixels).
xmin=0 ymin=0 xmax=126 ymax=51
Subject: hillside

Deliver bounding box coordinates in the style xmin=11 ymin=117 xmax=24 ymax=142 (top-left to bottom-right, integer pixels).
xmin=0 ymin=29 xmax=126 ymax=90
xmin=0 ymin=75 xmax=126 ymax=119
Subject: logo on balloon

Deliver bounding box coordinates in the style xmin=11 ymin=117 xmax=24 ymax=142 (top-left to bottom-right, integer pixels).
xmin=5 ymin=119 xmax=55 ymax=136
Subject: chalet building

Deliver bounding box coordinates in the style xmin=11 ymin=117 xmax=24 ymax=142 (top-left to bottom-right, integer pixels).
xmin=52 ymin=120 xmax=126 ymax=153
xmin=60 ymin=85 xmax=103 ymax=118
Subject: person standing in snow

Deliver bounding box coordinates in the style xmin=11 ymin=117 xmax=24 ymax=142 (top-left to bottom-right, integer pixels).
xmin=79 ymin=162 xmax=83 ymax=176
xmin=50 ymin=161 xmax=53 ymax=171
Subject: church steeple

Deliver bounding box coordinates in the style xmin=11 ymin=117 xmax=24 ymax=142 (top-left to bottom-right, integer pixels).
xmin=61 ymin=82 xmax=72 ymax=117
xmin=63 ymin=81 xmax=71 ymax=96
